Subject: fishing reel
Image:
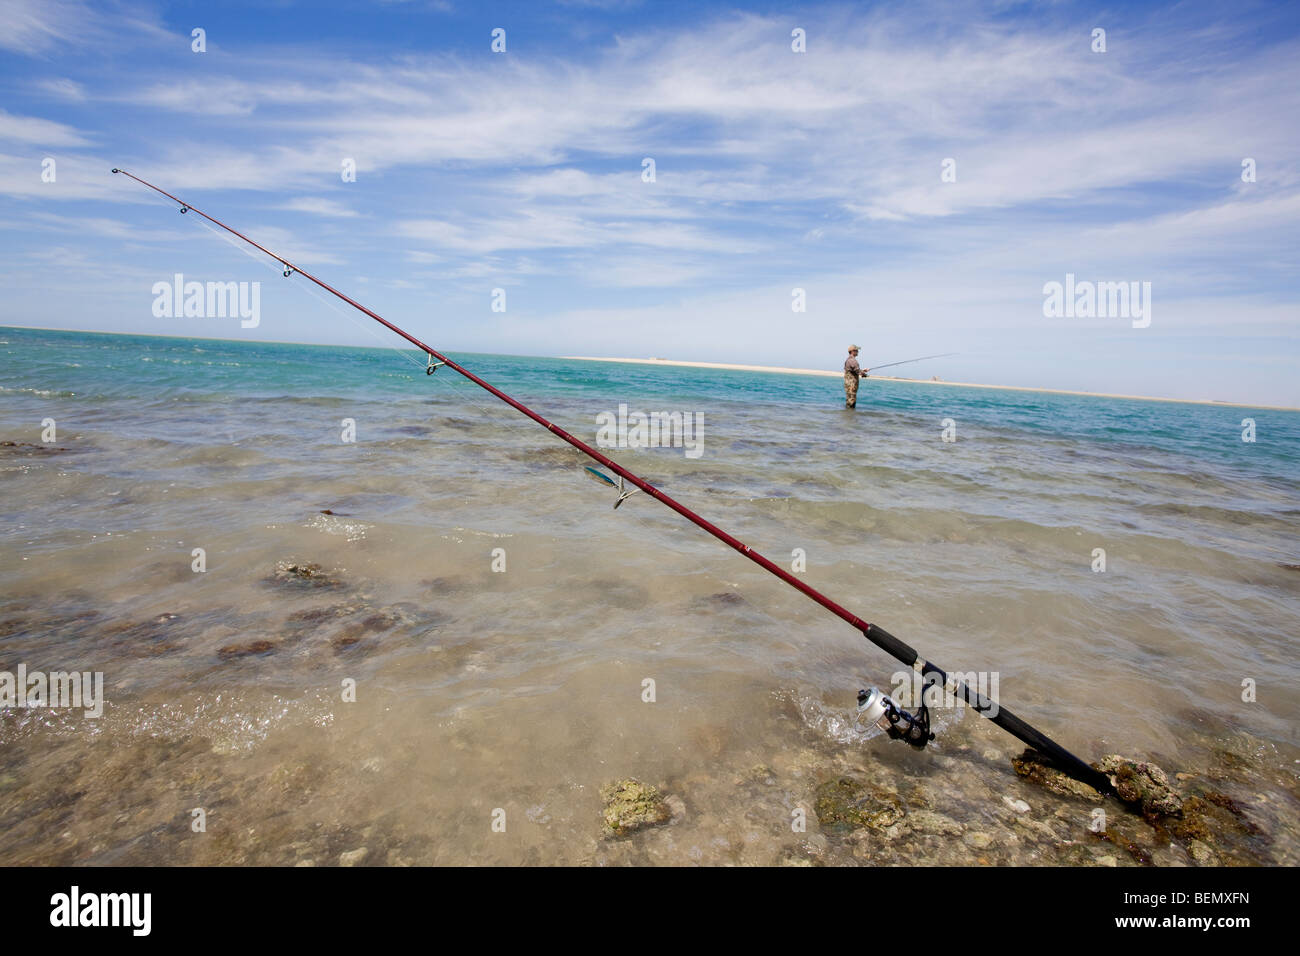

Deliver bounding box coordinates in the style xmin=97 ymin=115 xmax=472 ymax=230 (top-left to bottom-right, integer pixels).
xmin=856 ymin=686 xmax=934 ymax=749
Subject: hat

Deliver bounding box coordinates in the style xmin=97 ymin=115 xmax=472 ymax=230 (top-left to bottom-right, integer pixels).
xmin=848 ymin=344 xmax=860 ymax=351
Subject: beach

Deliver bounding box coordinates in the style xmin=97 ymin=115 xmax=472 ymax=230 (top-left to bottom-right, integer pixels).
xmin=2 ymin=326 xmax=1298 ymax=866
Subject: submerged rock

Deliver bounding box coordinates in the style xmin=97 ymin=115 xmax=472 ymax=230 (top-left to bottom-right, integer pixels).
xmin=1092 ymin=828 xmax=1154 ymax=865
xmin=284 ymin=603 xmax=368 ymax=628
xmin=269 ymin=561 xmax=344 ymax=590
xmin=0 ymin=441 xmax=70 ymax=454
xmin=1015 ymin=748 xmax=1264 ymax=863
xmin=1166 ymin=791 xmax=1261 ymax=845
xmin=1095 ymin=755 xmax=1183 ymax=820
xmin=216 ymin=639 xmax=275 ymax=659
xmin=908 ymin=809 xmax=963 ymax=836
xmin=738 ymin=764 xmax=777 ymax=787
xmin=600 ymin=779 xmax=672 ymax=835
xmin=339 ymin=847 xmax=369 ymax=867
xmin=102 ymin=612 xmax=184 ymax=654
xmin=1014 ymin=750 xmax=1182 ymax=819
xmin=813 ymin=777 xmax=905 ymax=832
xmin=698 ymin=591 xmax=746 ymax=607
xmin=331 ymin=607 xmax=409 ymax=651
xmin=1011 ymin=750 xmax=1104 ymax=800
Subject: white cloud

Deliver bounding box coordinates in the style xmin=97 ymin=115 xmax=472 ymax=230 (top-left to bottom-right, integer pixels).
xmin=278 ymin=197 xmax=361 ymax=218
xmin=0 ymin=0 xmax=172 ymax=55
xmin=0 ymin=109 xmax=92 ymax=147
xmin=31 ymin=77 xmax=86 ymax=100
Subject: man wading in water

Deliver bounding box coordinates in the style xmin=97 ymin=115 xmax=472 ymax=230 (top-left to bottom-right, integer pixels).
xmin=844 ymin=345 xmax=868 ymax=408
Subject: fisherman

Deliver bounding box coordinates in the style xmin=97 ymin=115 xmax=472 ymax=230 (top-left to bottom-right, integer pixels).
xmin=844 ymin=345 xmax=868 ymax=408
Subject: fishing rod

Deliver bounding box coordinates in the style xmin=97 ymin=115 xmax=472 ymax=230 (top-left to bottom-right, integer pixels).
xmin=111 ymin=168 xmax=1114 ymax=797
xmin=866 ymin=352 xmax=957 ymax=374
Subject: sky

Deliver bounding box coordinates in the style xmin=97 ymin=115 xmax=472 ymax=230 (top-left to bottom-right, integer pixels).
xmin=1 ymin=0 xmax=1297 ymax=405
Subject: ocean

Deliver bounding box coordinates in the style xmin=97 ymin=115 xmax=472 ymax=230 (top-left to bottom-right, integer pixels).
xmin=1 ymin=325 xmax=1297 ymax=866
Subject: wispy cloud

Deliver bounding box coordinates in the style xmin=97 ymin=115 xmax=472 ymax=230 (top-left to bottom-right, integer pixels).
xmin=0 ymin=0 xmax=172 ymax=56
xmin=0 ymin=109 xmax=92 ymax=147
xmin=278 ymin=196 xmax=361 ymax=218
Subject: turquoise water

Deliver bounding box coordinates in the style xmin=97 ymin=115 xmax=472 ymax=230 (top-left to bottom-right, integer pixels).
xmin=4 ymin=326 xmax=1296 ymax=477
xmin=1 ymin=324 xmax=1297 ymax=866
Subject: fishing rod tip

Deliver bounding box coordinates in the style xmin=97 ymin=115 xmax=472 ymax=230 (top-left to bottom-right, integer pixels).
xmin=111 ymin=168 xmax=120 ymax=174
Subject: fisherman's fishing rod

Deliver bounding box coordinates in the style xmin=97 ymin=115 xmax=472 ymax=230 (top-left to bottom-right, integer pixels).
xmin=866 ymin=352 xmax=957 ymax=374
xmin=111 ymin=168 xmax=1114 ymax=796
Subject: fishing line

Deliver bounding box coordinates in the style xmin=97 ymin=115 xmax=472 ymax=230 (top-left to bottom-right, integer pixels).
xmin=173 ymin=189 xmax=563 ymax=439
xmin=867 ymin=352 xmax=958 ymax=373
xmin=110 ymin=167 xmax=1117 ymax=797
xmin=179 ymin=202 xmax=428 ymax=373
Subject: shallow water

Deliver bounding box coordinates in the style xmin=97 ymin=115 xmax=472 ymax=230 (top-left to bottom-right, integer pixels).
xmin=1 ymin=326 xmax=1297 ymax=865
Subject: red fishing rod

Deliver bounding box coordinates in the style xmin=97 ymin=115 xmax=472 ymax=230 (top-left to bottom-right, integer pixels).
xmin=111 ymin=167 xmax=1114 ymax=796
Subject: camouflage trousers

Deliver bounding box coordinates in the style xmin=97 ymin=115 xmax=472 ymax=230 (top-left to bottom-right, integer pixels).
xmin=844 ymin=371 xmax=859 ymax=408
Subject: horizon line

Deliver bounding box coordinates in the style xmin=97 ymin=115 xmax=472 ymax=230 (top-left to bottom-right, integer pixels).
xmin=4 ymin=324 xmax=1296 ymax=414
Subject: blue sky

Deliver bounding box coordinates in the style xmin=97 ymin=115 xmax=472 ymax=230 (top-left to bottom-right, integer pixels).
xmin=1 ymin=0 xmax=1297 ymax=405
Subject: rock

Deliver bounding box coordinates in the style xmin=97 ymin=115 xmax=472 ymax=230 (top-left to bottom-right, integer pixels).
xmin=1189 ymin=840 xmax=1217 ymax=865
xmin=294 ymin=859 xmax=316 ymax=867
xmin=339 ymin=847 xmax=369 ymax=867
xmin=284 ymin=603 xmax=366 ymax=628
xmin=801 ymin=833 xmax=829 ymax=856
xmin=1002 ymin=797 xmax=1030 ymax=814
xmin=0 ymin=441 xmax=69 ymax=454
xmin=1011 ymin=749 xmax=1104 ymax=800
xmin=1095 ymin=755 xmax=1183 ymax=819
xmin=665 ymin=795 xmax=687 ymax=822
xmin=813 ymin=777 xmax=905 ymax=832
xmin=1013 ymin=816 xmax=1060 ymax=842
xmin=847 ymin=830 xmax=877 ymax=861
xmin=600 ymin=779 xmax=672 ymax=835
xmin=102 ymin=613 xmax=184 ymax=652
xmin=270 ymin=561 xmax=344 ymax=590
xmin=216 ymin=639 xmax=275 ymax=659
xmin=270 ymin=763 xmax=316 ymax=793
xmin=879 ymin=822 xmax=911 ymax=842
xmin=1170 ymin=792 xmax=1260 ymax=843
xmin=1096 ymin=855 xmax=1117 ymax=867
xmin=1093 ymin=828 xmax=1154 ymax=865
xmin=908 ymin=809 xmax=963 ymax=836
xmin=696 ymin=591 xmax=746 ymax=608
xmin=740 ymin=764 xmax=777 ymax=786
xmin=332 ymin=607 xmax=409 ymax=650
xmin=963 ymin=831 xmax=994 ymax=849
